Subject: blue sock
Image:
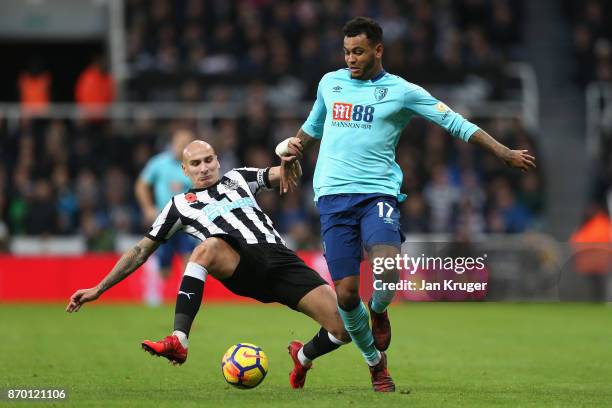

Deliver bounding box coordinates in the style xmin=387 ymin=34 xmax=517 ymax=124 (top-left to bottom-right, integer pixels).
xmin=338 ymin=301 xmax=381 ymax=365
xmin=370 ymin=284 xmax=395 ymax=314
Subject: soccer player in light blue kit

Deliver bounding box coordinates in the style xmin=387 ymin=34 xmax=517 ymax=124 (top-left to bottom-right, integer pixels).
xmin=277 ymin=17 xmax=536 ymax=392
xmin=135 ymin=127 xmax=197 ymax=303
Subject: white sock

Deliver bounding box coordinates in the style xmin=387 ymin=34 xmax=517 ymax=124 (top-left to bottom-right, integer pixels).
xmin=172 ymin=330 xmax=189 ymax=348
xmin=184 ymin=262 xmax=208 ymax=281
xmin=328 ymin=331 xmax=348 ymax=345
xmin=297 ymin=347 xmax=312 ymax=366
xmin=366 ymin=350 xmax=382 ymax=367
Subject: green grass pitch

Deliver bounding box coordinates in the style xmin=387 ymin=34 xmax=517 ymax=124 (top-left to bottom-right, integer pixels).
xmin=2 ymin=303 xmax=611 ymax=407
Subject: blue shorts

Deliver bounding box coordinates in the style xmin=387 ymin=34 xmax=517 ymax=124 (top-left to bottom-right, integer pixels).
xmin=157 ymin=232 xmax=198 ymax=269
xmin=317 ymin=193 xmax=404 ymax=281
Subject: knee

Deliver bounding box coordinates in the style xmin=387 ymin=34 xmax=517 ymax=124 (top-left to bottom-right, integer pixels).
xmin=336 ymin=285 xmax=360 ymax=311
xmin=370 ymin=246 xmax=401 ymax=280
xmin=189 ymin=238 xmax=222 ymax=268
xmin=369 ymin=246 xmax=400 ymax=267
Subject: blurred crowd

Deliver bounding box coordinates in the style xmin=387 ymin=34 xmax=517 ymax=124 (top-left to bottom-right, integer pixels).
xmin=0 ymin=0 xmax=545 ymax=252
xmin=126 ymin=0 xmax=524 ymax=100
xmin=0 ymin=112 xmax=544 ymax=251
xmin=396 ymin=116 xmax=544 ymax=237
xmin=566 ymin=0 xmax=612 ymax=85
xmin=592 ymin=129 xmax=612 ymax=213
xmin=565 ymin=0 xmax=612 ymax=223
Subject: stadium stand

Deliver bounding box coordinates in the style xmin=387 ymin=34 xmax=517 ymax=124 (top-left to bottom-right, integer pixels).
xmin=564 ymin=0 xmax=612 ymax=85
xmin=566 ymin=0 xmax=612 ymax=215
xmin=0 ymin=0 xmax=544 ymax=253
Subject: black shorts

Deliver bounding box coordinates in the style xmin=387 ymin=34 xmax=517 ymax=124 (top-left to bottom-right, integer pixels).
xmin=214 ymin=235 xmax=328 ymax=310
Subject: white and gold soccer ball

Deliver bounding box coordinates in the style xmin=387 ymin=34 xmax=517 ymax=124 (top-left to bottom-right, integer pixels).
xmin=221 ymin=343 xmax=268 ymax=389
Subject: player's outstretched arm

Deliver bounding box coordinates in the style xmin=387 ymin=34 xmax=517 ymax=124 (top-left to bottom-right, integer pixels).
xmin=469 ymin=129 xmax=536 ymax=172
xmin=275 ymin=129 xmax=318 ymax=163
xmin=66 ymin=237 xmax=160 ymax=312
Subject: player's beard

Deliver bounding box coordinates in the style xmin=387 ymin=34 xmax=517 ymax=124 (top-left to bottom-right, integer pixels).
xmin=351 ymin=57 xmax=377 ymax=80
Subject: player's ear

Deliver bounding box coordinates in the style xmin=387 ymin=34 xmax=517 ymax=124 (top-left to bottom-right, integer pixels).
xmin=375 ymin=43 xmax=383 ymax=58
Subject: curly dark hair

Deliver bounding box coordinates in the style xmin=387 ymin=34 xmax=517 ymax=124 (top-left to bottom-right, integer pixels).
xmin=342 ymin=17 xmax=383 ymax=44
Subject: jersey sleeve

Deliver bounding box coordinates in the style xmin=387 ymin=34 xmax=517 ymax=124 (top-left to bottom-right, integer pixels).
xmin=301 ymin=78 xmax=327 ymax=139
xmin=233 ymin=167 xmax=271 ymax=195
xmin=139 ymin=156 xmax=159 ymax=184
xmin=404 ymin=86 xmax=480 ymax=142
xmin=146 ymin=198 xmax=184 ymax=242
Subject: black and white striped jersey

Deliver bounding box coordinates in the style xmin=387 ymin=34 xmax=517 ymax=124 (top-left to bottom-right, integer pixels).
xmin=146 ymin=167 xmax=285 ymax=246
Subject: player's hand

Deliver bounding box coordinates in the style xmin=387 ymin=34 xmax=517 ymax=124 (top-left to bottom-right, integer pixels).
xmin=66 ymin=287 xmax=101 ymax=313
xmin=282 ymin=137 xmax=303 ymax=163
xmin=503 ymin=150 xmax=536 ymax=172
xmin=279 ymin=158 xmax=302 ymax=195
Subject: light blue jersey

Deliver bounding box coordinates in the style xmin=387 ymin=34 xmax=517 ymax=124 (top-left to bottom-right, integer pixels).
xmin=140 ymin=151 xmax=192 ymax=210
xmin=302 ymin=68 xmax=480 ymax=201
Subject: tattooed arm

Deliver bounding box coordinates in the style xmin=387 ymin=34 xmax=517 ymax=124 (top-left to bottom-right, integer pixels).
xmin=66 ymin=237 xmax=160 ymax=312
xmin=468 ymin=129 xmax=536 ymax=172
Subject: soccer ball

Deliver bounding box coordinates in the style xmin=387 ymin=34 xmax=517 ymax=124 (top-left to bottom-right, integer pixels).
xmin=221 ymin=343 xmax=268 ymax=389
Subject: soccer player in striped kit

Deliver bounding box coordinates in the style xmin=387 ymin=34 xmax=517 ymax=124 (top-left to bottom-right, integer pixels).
xmin=276 ymin=17 xmax=536 ymax=392
xmin=67 ymin=140 xmax=351 ymax=390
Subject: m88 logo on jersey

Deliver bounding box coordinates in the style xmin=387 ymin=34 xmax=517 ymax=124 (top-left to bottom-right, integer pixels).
xmin=332 ymin=102 xmax=375 ymax=123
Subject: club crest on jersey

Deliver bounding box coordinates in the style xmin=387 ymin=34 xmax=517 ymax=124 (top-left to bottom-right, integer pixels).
xmin=222 ymin=178 xmax=240 ymax=190
xmin=374 ymin=87 xmax=388 ymax=101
